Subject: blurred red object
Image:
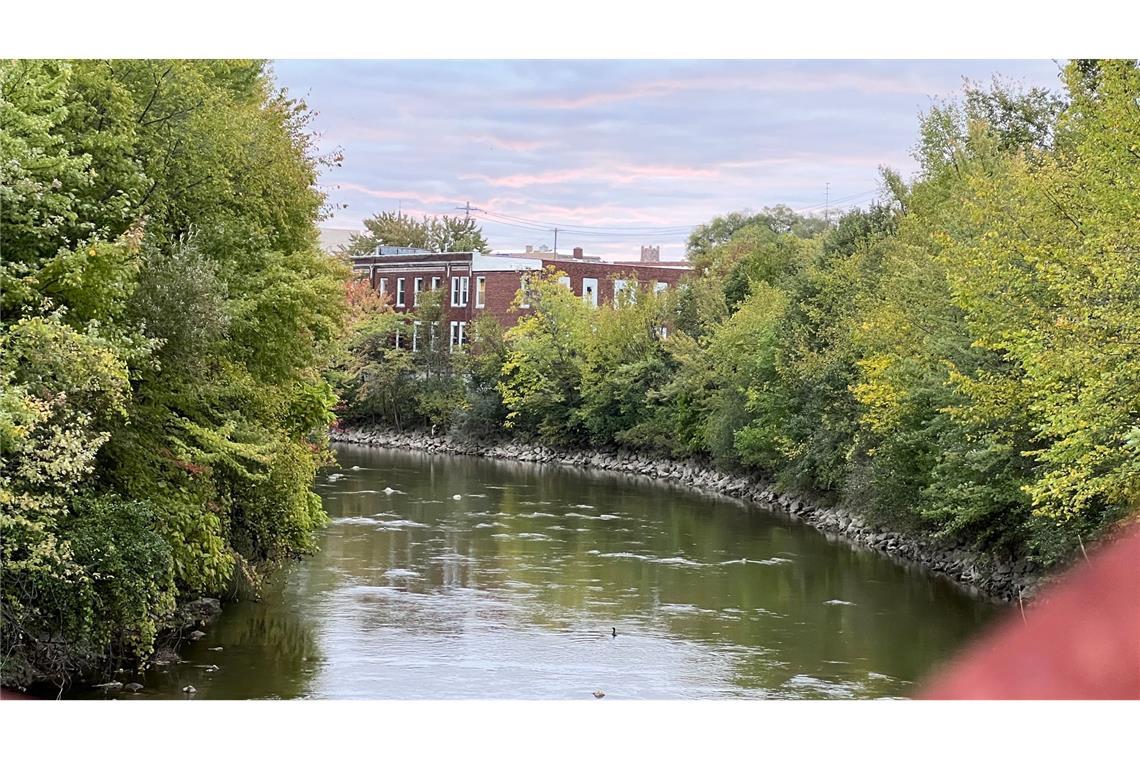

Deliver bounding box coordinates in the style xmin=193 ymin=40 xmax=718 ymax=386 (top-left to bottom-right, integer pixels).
xmin=920 ymin=523 xmax=1140 ymax=699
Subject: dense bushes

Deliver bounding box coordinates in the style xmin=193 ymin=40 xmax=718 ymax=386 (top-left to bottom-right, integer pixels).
xmin=1 ymin=60 xmax=346 ymax=687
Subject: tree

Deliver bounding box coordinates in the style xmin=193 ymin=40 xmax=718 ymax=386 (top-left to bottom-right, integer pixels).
xmin=342 ymin=212 xmax=490 ymax=255
xmin=1 ymin=59 xmax=347 ymax=688
xmin=498 ymin=268 xmax=592 ymax=442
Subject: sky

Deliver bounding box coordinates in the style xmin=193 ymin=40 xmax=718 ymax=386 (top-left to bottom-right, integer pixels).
xmin=272 ymin=60 xmax=1065 ymax=261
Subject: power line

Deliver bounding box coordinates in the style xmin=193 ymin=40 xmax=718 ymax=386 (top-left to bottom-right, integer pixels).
xmin=464 ymin=189 xmax=884 ymax=243
xmin=478 ymin=209 xmax=698 ymax=234
xmin=476 ymin=211 xmax=694 ymax=238
xmin=455 ymin=200 xmax=484 ymax=219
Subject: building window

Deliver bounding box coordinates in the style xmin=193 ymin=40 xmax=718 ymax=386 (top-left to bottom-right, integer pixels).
xmin=614 ymin=278 xmax=636 ymax=306
xmin=379 ymin=277 xmax=388 ymax=296
xmin=450 ymin=275 xmax=469 ymax=306
xmin=396 ymin=278 xmax=406 ymax=307
xmin=413 ymin=277 xmax=423 ymax=306
xmin=412 ymin=321 xmax=421 ymax=352
xmin=655 ymin=325 xmax=669 ymax=340
xmin=449 ymin=320 xmax=466 ymax=351
xmin=429 ymin=323 xmax=438 ymax=350
xmin=582 ymin=277 xmax=598 ymax=308
xmin=431 ymin=276 xmax=441 ymax=291
xmin=519 ymin=274 xmax=531 ymax=309
xmin=558 ymin=275 xmax=571 ymax=290
xmin=655 ymin=281 xmax=669 ymax=294
xmin=476 ymin=276 xmax=486 ymax=309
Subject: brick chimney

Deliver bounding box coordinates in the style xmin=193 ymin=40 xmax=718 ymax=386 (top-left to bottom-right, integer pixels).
xmin=640 ymin=245 xmax=660 ymax=263
xmin=573 ymin=246 xmax=584 ymax=259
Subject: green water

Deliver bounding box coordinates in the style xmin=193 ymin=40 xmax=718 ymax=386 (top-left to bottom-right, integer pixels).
xmin=80 ymin=444 xmax=998 ymax=699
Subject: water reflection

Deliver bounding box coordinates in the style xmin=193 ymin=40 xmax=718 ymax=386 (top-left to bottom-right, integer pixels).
xmin=78 ymin=445 xmax=997 ymax=699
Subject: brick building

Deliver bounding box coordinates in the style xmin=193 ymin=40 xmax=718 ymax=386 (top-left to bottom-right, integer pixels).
xmin=350 ymin=245 xmax=689 ymax=349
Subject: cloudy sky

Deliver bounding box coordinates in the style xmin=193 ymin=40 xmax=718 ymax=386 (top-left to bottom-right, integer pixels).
xmin=272 ymin=60 xmax=1064 ymax=260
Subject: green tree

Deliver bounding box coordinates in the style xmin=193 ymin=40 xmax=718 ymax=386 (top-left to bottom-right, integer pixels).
xmin=499 ymin=268 xmax=592 ymax=442
xmin=1 ymin=59 xmax=348 ymax=687
xmin=343 ymin=212 xmax=490 ymax=255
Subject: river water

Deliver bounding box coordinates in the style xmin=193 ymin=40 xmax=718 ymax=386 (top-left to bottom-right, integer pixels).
xmin=80 ymin=444 xmax=998 ymax=699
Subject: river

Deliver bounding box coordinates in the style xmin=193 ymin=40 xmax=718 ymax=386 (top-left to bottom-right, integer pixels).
xmin=78 ymin=443 xmax=998 ymax=699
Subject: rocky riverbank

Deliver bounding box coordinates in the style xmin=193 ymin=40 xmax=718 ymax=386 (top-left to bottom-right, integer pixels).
xmin=330 ymin=425 xmax=1044 ymax=603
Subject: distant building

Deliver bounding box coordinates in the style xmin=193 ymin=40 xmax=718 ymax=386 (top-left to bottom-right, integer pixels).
xmin=350 ymin=246 xmax=689 ymax=349
xmin=490 ymin=244 xmax=603 ymax=263
xmin=318 ymin=227 xmax=360 ymax=254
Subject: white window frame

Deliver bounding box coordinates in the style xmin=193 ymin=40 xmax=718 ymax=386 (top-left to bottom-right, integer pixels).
xmin=475 ymin=276 xmax=486 ymax=309
xmin=655 ymin=281 xmax=668 ymax=294
xmin=413 ymin=277 xmax=423 ymax=306
xmin=429 ymin=322 xmax=438 ymax=350
xmin=431 ymin=276 xmax=441 ymax=291
xmin=449 ymin=320 xmax=467 ymax=351
xmin=558 ymin=275 xmax=571 ymax=290
xmin=394 ymin=325 xmax=401 ymax=348
xmin=582 ymin=277 xmax=598 ymax=308
xmin=396 ymin=277 xmax=406 ymax=307
xmin=613 ymin=278 xmax=631 ymax=306
xmin=379 ymin=277 xmax=388 ymax=295
xmin=519 ymin=274 xmax=531 ymax=309
xmin=412 ymin=321 xmax=421 ymax=352
xmin=451 ymin=275 xmax=469 ymax=306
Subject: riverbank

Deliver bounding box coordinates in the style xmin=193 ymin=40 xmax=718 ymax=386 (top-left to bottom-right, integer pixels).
xmin=330 ymin=425 xmax=1044 ymax=602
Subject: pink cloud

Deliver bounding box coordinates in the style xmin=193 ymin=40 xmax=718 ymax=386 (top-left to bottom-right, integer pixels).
xmin=335 ymin=182 xmax=457 ymax=207
xmin=463 ymin=163 xmax=718 ymax=188
xmin=531 ymin=70 xmax=940 ymax=109
xmin=471 ymin=135 xmax=554 ymax=152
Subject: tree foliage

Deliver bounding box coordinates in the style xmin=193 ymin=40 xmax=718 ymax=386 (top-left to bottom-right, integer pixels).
xmin=1 ymin=59 xmax=347 ymax=688
xmin=341 ymin=212 xmax=490 ymax=256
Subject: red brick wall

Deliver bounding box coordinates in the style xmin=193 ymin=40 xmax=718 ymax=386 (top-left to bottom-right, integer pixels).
xmin=472 ymin=271 xmax=528 ymax=327
xmin=375 ymin=268 xmax=471 ymax=322
xmin=540 ymin=260 xmax=688 ymax=309
xmin=353 ymin=253 xmax=689 ymax=331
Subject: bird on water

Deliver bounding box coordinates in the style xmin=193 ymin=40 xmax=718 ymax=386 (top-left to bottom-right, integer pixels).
xmin=612 ymin=627 xmax=617 ymax=638
xmin=593 ymin=690 xmax=606 ymax=699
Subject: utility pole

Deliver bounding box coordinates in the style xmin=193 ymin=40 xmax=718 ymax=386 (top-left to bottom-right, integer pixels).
xmin=553 ymin=227 xmax=559 ymax=256
xmin=455 ymin=200 xmax=482 ymax=219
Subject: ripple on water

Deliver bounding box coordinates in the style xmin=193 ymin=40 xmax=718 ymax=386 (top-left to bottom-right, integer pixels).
xmin=377 ymin=519 xmax=431 ymax=529
xmin=383 ymin=569 xmax=421 ymax=580
xmin=782 ymin=674 xmax=859 ymax=698
xmin=658 ymin=603 xmax=702 ymax=615
xmin=344 ymin=585 xmax=413 ymax=598
xmin=431 ymin=553 xmax=474 ymax=563
xmin=331 ymin=516 xmax=384 ymax=526
xmin=650 ymin=556 xmax=705 ymax=567
xmin=718 ymin=557 xmax=794 ymax=566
